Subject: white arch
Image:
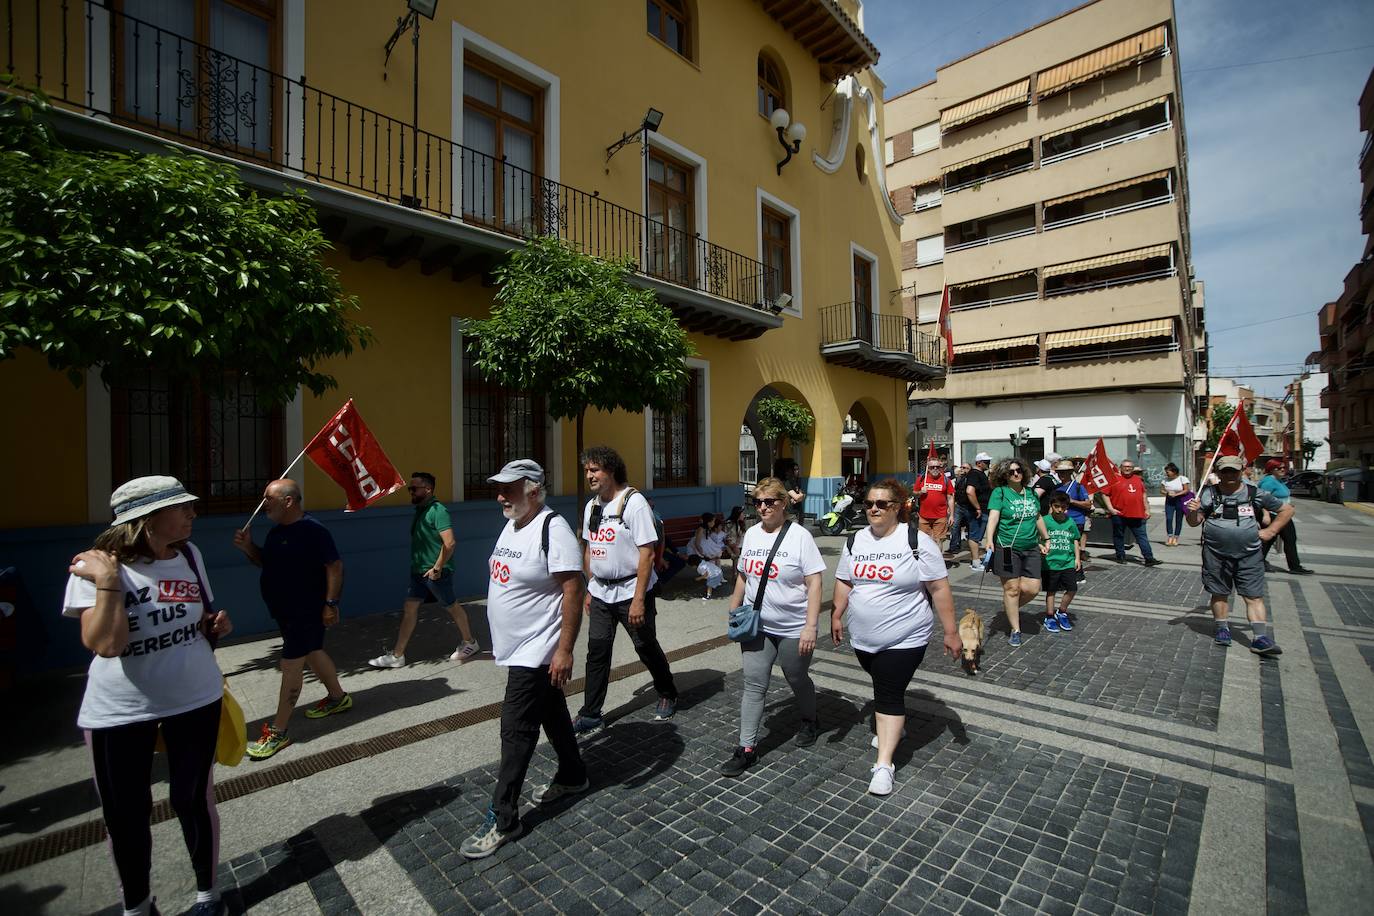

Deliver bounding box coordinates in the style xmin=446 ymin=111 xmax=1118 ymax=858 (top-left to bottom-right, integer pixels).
xmin=812 ymin=76 xmax=903 ymax=228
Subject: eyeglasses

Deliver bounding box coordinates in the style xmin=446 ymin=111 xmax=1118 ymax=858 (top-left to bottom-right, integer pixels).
xmin=1008 ymin=467 xmax=1024 ymax=476
xmin=751 ymin=497 xmax=783 ymax=508
xmin=862 ymin=499 xmax=896 ymax=511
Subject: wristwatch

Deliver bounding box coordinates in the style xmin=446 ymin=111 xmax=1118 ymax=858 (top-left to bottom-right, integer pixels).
xmin=325 ymin=599 xmax=340 ymax=608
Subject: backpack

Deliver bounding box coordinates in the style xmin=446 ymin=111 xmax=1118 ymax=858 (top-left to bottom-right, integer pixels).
xmin=583 ymin=487 xmax=668 ymax=557
xmin=846 ymin=522 xmax=922 ymax=558
xmin=1198 ymin=483 xmax=1266 ymax=522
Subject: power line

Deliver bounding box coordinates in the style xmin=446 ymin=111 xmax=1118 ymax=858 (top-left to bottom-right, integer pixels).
xmin=1207 ymin=311 xmax=1315 ymax=334
xmin=1183 ymin=44 xmax=1374 ymax=75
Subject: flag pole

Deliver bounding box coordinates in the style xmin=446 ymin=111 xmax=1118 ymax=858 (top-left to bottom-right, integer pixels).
xmin=1198 ymin=404 xmax=1243 ymax=491
xmin=240 ymin=445 xmax=313 ymax=532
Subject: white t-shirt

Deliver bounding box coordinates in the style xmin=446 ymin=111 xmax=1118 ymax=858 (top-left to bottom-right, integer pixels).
xmin=835 ymin=524 xmax=946 ymax=653
xmin=582 ymin=489 xmax=658 ymax=603
xmin=1163 ymin=475 xmax=1190 ymax=496
xmin=487 ymin=508 xmax=582 ymax=668
xmin=736 ymin=522 xmax=826 ymax=639
xmin=62 ymin=543 xmax=223 ymax=729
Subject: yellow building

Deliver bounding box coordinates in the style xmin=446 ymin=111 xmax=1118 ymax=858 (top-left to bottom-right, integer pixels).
xmin=1 ymin=0 xmax=941 ymax=661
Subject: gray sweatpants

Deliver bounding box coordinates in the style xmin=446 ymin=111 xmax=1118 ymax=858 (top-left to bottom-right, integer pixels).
xmin=739 ymin=632 xmax=817 ymax=747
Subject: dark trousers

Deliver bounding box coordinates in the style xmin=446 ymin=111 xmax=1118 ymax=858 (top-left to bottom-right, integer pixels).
xmin=577 ymin=593 xmax=677 ymax=719
xmin=1262 ymin=518 xmax=1303 ymax=569
xmin=492 ymin=665 xmax=586 ymax=832
xmin=87 ymin=699 xmax=222 ymax=908
xmin=1112 ymin=516 xmax=1155 ymax=561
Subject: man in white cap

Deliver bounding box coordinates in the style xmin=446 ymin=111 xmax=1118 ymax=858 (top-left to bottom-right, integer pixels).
xmin=958 ymin=453 xmax=993 ymax=570
xmin=461 ymin=459 xmax=589 ymax=859
xmin=1031 ymin=458 xmax=1059 ymax=516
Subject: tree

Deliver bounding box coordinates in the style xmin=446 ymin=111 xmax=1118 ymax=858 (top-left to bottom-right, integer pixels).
xmin=0 ymin=88 xmax=370 ymax=405
xmin=755 ymin=396 xmax=814 ymax=465
xmin=1204 ymin=402 xmax=1235 ymax=452
xmin=467 ymin=234 xmax=695 ymax=508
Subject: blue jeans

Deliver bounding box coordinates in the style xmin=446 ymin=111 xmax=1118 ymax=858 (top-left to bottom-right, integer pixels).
xmin=1112 ymin=516 xmax=1155 ymax=561
xmin=1164 ymin=498 xmax=1184 ymax=537
xmin=955 ymin=505 xmax=987 ymax=546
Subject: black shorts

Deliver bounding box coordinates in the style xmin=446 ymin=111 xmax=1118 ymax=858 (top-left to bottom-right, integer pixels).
xmin=278 ymin=612 xmax=326 ymax=660
xmin=854 ymin=645 xmax=928 ymax=716
xmin=1041 ymin=567 xmax=1079 ymax=595
xmin=991 ymin=546 xmax=1041 ymax=580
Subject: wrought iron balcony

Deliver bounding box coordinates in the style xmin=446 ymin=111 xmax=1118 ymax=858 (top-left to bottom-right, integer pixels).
xmin=2 ymin=1 xmax=781 ymax=340
xmin=819 ymin=302 xmax=945 ymax=381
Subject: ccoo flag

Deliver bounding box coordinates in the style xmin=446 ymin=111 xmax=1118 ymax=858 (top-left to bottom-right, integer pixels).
xmin=1080 ymin=438 xmax=1123 ymax=495
xmin=1214 ymin=403 xmax=1265 ymax=464
xmin=938 ymin=284 xmax=954 ymax=364
xmin=305 ymin=400 xmax=406 ymax=511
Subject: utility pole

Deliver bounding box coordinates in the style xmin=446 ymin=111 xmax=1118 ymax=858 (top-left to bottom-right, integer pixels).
xmin=1047 ymin=425 xmax=1061 ymax=453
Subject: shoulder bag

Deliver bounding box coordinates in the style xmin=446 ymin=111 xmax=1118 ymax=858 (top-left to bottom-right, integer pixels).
xmin=727 ymin=521 xmax=791 ymax=642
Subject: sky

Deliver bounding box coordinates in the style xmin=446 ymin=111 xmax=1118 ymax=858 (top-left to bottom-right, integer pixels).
xmin=864 ymin=0 xmax=1374 ymax=399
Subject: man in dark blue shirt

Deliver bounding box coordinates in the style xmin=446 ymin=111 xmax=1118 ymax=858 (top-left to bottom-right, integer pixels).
xmin=233 ymin=479 xmax=350 ymax=759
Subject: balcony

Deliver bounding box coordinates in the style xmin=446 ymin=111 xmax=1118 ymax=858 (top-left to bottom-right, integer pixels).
xmin=2 ymin=2 xmax=782 ymax=341
xmin=1044 ymin=244 xmax=1177 ymax=298
xmin=819 ymin=302 xmax=945 ymax=382
xmin=945 ymin=206 xmax=1036 ymax=254
xmin=1039 ymin=97 xmax=1172 ymax=168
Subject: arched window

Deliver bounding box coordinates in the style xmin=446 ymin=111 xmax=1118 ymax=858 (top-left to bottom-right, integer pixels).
xmin=647 ymin=0 xmax=691 ymax=59
xmin=758 ymin=54 xmax=786 ymax=118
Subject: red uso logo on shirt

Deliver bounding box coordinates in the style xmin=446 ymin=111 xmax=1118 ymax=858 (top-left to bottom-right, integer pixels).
xmin=157 ymin=579 xmax=202 ymax=603
xmin=489 ymin=560 xmax=511 ymax=584
xmin=741 ymin=558 xmax=779 ymax=579
xmin=852 ymin=562 xmax=895 ymax=581
xmin=587 ymin=526 xmax=617 ymax=543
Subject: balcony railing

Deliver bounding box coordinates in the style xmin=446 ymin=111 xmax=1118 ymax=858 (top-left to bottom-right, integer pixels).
xmin=1040 ymin=121 xmax=1172 ymax=168
xmin=820 ymin=302 xmax=946 ymax=369
xmin=1044 ymin=266 xmax=1177 ymax=298
xmin=1043 ymin=194 xmax=1175 ymax=231
xmin=945 ymin=225 xmax=1036 ymax=253
xmin=1045 ymin=340 xmax=1180 ymax=364
xmin=943 ymin=161 xmax=1034 ymax=194
xmin=950 ymin=290 xmax=1039 ymax=312
xmin=3 ymin=1 xmax=777 ymax=310
xmin=949 ymin=357 xmax=1039 ymax=374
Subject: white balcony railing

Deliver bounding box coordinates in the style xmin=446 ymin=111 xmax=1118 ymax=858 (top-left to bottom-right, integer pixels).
xmin=1040 ymin=121 xmax=1172 ymax=168
xmin=944 ymin=162 xmax=1034 ymax=194
xmin=1042 ymin=194 xmax=1175 ymax=232
xmin=949 ymin=356 xmax=1040 ymax=374
xmin=946 ymin=225 xmax=1037 ymax=253
xmin=949 ymin=290 xmax=1039 ymax=312
xmin=1044 ymin=266 xmax=1177 ymax=298
xmin=1045 ymin=340 xmax=1180 ymax=364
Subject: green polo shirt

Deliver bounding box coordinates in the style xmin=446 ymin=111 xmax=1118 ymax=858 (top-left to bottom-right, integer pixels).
xmin=411 ymin=498 xmax=454 ymax=574
xmin=1043 ymin=514 xmax=1081 ymax=571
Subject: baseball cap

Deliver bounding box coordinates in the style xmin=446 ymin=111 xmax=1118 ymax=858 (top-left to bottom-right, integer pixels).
xmin=974 ymin=452 xmax=993 ymax=463
xmin=487 ymin=459 xmax=545 ymax=485
xmin=1215 ymin=455 xmax=1244 ymax=472
xmin=110 ymin=476 xmax=198 ymax=526
xmin=1034 ymin=459 xmax=1052 ymax=473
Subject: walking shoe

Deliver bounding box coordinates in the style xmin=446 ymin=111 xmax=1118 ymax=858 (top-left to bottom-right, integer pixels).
xmin=460 ymin=809 xmax=519 ymax=859
xmin=719 ymin=746 xmax=758 ymax=777
xmin=304 ymin=693 xmax=352 ymax=719
xmin=1214 ymin=627 xmax=1232 ymax=647
xmin=1250 ymin=635 xmax=1283 ymax=657
xmin=1043 ymin=615 xmax=1061 ymax=633
xmin=571 ymin=715 xmax=604 ymax=737
xmin=870 ymin=728 xmax=907 ymax=749
xmin=533 ymin=778 xmax=590 ymax=805
xmin=795 ymin=718 xmax=819 ymax=748
xmin=868 ymin=764 xmax=895 ymax=796
xmin=1112 ymin=555 xmax=1126 ymax=564
xmin=1289 ymin=567 xmax=1315 ymax=576
xmin=1009 ymin=631 xmax=1023 ymax=648
xmin=1264 ymin=562 xmax=1279 ymax=573
xmin=449 ymin=640 xmax=481 ymax=662
xmin=1055 ymin=611 xmax=1073 ymax=631
xmin=189 ymin=899 xmax=225 ymax=916
xmin=1143 ymin=558 xmax=1164 ymax=568
xmin=246 ymin=724 xmax=290 ymax=760
xmin=653 ymin=697 xmax=677 ymax=721
xmin=945 ymin=560 xmax=960 ymax=569
xmin=367 ymin=652 xmax=405 ymax=669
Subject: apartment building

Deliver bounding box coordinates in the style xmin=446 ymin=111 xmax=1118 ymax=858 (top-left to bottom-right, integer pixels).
xmin=1 ymin=0 xmax=932 ymax=663
xmin=884 ymin=0 xmax=1202 ymax=482
xmin=1316 ymin=67 xmax=1374 ymax=468
xmin=1287 ymin=371 xmax=1330 ymax=471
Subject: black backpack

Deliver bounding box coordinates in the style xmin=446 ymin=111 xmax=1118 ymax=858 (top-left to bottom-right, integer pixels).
xmin=846 ymin=523 xmax=923 ymax=558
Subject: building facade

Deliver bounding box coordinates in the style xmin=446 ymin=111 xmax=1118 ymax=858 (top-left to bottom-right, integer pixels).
xmin=1316 ymin=68 xmax=1374 ymax=468
xmin=883 ymin=0 xmax=1202 ymax=484
xmin=1287 ymin=371 xmax=1331 ymax=471
xmin=1 ymin=0 xmax=940 ymax=667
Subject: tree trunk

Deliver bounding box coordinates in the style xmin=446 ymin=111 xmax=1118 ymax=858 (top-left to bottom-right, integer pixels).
xmin=575 ymin=406 xmax=586 ymax=526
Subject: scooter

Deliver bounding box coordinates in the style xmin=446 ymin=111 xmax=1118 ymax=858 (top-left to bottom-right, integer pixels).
xmin=818 ymin=488 xmax=864 ymax=535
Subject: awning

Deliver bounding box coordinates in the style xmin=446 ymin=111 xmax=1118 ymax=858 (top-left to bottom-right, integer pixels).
xmin=1041 ymin=95 xmax=1170 ymax=141
xmin=1043 ymin=170 xmax=1171 ymax=208
xmin=1037 ymin=25 xmax=1169 ymax=98
xmin=1043 ymin=243 xmax=1172 ymax=277
xmin=942 ymin=140 xmax=1031 ymax=176
xmin=1045 ymin=318 xmax=1174 ymax=349
xmin=954 ymin=335 xmax=1038 ymax=355
xmin=940 ymin=78 xmax=1031 ymax=132
xmin=950 ymin=269 xmax=1036 ymax=291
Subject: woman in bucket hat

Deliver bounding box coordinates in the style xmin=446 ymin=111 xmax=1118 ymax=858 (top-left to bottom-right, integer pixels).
xmin=63 ymin=476 xmax=233 ymax=916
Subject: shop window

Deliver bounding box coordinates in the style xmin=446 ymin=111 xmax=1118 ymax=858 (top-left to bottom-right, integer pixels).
xmin=653 ymin=368 xmax=702 ymax=487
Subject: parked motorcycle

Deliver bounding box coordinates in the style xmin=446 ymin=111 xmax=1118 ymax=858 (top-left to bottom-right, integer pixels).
xmin=818 ymin=488 xmax=864 ymax=535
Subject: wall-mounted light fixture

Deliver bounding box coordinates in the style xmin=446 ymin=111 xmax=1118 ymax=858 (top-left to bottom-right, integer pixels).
xmin=767 ymin=293 xmax=792 ymax=314
xmin=606 ymin=108 xmax=664 ymax=161
xmin=383 ymin=0 xmax=439 ymax=208
xmin=769 ymin=108 xmax=806 ymax=175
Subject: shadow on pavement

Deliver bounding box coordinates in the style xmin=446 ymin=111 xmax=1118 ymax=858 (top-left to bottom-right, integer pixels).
xmin=0 ymin=778 xmax=100 ymax=840
xmin=0 ymin=881 xmax=63 ymax=915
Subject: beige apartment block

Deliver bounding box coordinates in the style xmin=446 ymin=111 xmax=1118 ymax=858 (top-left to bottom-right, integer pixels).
xmin=884 ymin=0 xmax=1202 ymax=481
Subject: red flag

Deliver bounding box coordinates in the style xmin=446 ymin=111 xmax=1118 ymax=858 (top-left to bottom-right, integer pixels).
xmin=305 ymin=400 xmax=406 ymax=511
xmin=938 ymin=284 xmax=954 ymax=364
xmin=926 ymin=440 xmax=940 ymax=465
xmin=1213 ymin=403 xmax=1264 ymax=463
xmin=1080 ymin=438 xmax=1122 ymax=495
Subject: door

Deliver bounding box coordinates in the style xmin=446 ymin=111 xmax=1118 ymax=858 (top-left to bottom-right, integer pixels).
xmin=647 ymin=148 xmax=695 ymax=286
xmin=853 ymin=254 xmax=874 ymax=344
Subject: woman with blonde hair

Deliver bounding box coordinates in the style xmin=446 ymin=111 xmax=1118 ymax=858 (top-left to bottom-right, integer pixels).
xmin=64 ymin=476 xmax=233 ymax=916
xmin=982 ymin=458 xmax=1050 ymax=648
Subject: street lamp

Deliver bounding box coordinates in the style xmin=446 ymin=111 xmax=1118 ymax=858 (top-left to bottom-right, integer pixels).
xmin=384 ymin=0 xmax=438 ymax=209
xmin=769 ymin=107 xmax=807 ymax=175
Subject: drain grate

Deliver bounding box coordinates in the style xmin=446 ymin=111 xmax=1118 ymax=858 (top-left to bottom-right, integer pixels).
xmin=0 ymin=632 xmax=732 ymax=874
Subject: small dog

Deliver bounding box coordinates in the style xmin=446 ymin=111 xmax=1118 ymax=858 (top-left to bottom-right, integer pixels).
xmin=957 ymin=609 xmax=984 ymax=675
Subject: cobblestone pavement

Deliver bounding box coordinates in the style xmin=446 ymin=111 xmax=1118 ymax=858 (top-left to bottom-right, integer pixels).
xmin=5 ymin=502 xmax=1374 ymax=914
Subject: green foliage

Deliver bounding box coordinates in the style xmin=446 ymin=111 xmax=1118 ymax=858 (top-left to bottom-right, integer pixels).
xmin=755 ymin=396 xmax=814 ymax=449
xmin=1204 ymin=402 xmax=1235 ymax=452
xmin=0 ymin=89 xmax=370 ymax=404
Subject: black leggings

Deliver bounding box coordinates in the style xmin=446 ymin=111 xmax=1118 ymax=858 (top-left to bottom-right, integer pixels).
xmin=854 ymin=645 xmax=928 ymax=715
xmin=87 ymin=699 xmax=222 ymax=908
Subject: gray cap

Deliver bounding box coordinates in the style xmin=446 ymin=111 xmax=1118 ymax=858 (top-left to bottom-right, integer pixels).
xmin=974 ymin=452 xmax=993 ymax=463
xmin=110 ymin=476 xmax=198 ymax=525
xmin=487 ymin=458 xmax=545 ymax=485
xmin=1214 ymin=455 xmax=1245 ymax=471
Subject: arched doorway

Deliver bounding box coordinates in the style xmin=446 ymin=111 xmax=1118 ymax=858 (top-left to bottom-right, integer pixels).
xmin=740 ymin=383 xmax=816 ymax=486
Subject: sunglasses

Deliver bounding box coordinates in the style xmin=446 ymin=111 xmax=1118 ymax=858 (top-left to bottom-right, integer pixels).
xmin=751 ymin=497 xmax=783 ymax=508
xmin=862 ymin=499 xmax=896 ymax=511
xmin=1008 ymin=467 xmax=1025 ymax=475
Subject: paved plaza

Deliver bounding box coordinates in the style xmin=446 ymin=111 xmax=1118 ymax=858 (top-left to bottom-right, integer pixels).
xmin=3 ymin=503 xmax=1374 ymax=914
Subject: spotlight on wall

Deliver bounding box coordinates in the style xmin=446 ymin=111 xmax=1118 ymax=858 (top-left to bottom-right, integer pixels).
xmin=607 ymin=108 xmax=665 ymax=161
xmin=769 ymin=108 xmax=806 ymax=175
xmin=769 ymin=293 xmax=793 ymax=314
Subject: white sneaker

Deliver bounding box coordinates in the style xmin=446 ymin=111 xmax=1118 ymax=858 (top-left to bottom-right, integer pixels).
xmin=449 ymin=641 xmax=480 ymax=662
xmin=532 ymin=778 xmax=590 ymax=805
xmin=868 ymin=764 xmax=895 ymax=796
xmin=870 ymin=728 xmax=907 ymax=749
xmin=367 ymin=652 xmax=405 ymax=669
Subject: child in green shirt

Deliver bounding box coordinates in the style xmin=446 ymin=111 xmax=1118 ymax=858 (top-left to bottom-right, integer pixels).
xmin=1042 ymin=492 xmax=1082 ymax=633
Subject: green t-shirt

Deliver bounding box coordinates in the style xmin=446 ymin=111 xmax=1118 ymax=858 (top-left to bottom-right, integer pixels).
xmin=411 ymin=498 xmax=454 ymax=574
xmin=988 ymin=486 xmax=1040 ymax=549
xmin=1043 ymin=514 xmax=1081 ymax=571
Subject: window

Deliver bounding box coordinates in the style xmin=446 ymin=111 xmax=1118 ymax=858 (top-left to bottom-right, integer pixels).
xmin=647 ymin=0 xmax=690 ymax=59
xmin=884 ymin=138 xmax=894 ymax=166
xmin=916 ymin=293 xmax=942 ymax=324
xmin=118 ymin=0 xmax=279 ymax=154
xmin=647 ymin=147 xmax=695 ymax=286
xmin=110 ymin=369 xmax=282 ymax=514
xmin=758 ymin=54 xmax=786 ymax=118
xmin=914 ymin=185 xmax=942 ymax=210
xmin=911 ymin=120 xmax=940 ymax=155
xmin=463 ymin=342 xmax=547 ymax=500
xmin=653 ymin=369 xmax=702 ymax=487
xmin=916 ymin=233 xmax=944 ymax=266
xmin=853 ymin=254 xmax=874 ymax=310
xmin=855 ymin=144 xmax=867 ymax=183
xmin=462 ymin=57 xmax=544 ymax=232
xmin=761 ymin=204 xmax=792 ymax=301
